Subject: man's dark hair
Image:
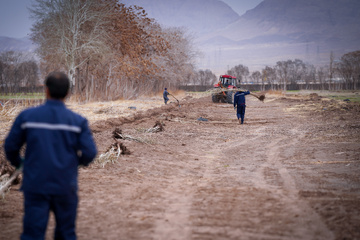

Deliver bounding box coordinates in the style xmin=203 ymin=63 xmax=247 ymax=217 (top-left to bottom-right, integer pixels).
xmin=45 ymin=72 xmax=70 ymax=99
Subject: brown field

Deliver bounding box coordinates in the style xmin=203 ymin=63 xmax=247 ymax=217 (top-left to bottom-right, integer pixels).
xmin=1 ymin=90 xmax=360 ymax=240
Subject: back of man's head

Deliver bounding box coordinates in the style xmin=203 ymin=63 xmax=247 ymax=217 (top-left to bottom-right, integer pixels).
xmin=45 ymin=72 xmax=70 ymax=99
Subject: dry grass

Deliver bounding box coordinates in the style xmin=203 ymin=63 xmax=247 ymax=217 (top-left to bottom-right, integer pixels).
xmin=0 ymin=174 xmax=11 ymax=198
xmin=0 ymin=100 xmax=43 ymax=141
xmin=65 ymin=92 xmax=192 ymax=124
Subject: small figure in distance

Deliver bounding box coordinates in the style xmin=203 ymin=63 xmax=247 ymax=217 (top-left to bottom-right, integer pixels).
xmin=163 ymin=87 xmax=170 ymax=104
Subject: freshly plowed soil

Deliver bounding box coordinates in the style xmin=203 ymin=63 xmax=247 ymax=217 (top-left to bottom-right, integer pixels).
xmin=1 ymin=92 xmax=359 ymax=240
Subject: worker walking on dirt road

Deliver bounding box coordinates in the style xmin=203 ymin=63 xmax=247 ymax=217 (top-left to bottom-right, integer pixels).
xmin=234 ymin=90 xmax=251 ymax=124
xmin=4 ymin=72 xmax=97 ymax=240
xmin=163 ymin=88 xmax=170 ymax=104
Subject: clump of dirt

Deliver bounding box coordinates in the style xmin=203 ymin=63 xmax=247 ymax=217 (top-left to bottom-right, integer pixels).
xmin=309 ymin=93 xmax=322 ymax=101
xmin=151 ymin=121 xmax=164 ymax=132
xmin=183 ymin=96 xmax=193 ymax=101
xmin=258 ymin=94 xmax=266 ymax=101
xmin=94 ymin=107 xmax=114 ymax=114
xmin=112 ymin=128 xmax=123 ymax=139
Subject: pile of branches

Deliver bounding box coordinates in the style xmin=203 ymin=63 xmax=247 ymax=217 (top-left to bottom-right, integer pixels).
xmin=112 ymin=128 xmax=145 ymax=143
xmin=96 ymin=123 xmax=165 ymax=167
xmin=146 ymin=121 xmax=165 ymax=133
xmin=0 ymin=150 xmax=21 ymax=197
xmin=95 ymin=141 xmax=131 ymax=168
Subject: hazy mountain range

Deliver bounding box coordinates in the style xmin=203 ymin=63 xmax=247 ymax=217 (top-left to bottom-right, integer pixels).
xmin=122 ymin=0 xmax=360 ymax=72
xmin=122 ymin=0 xmax=240 ymax=35
xmin=1 ymin=0 xmax=359 ymax=73
xmin=196 ymin=0 xmax=360 ymax=72
xmin=0 ymin=36 xmax=37 ymax=53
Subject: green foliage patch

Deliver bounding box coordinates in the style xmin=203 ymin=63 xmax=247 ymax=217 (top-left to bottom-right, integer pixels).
xmin=0 ymin=93 xmax=44 ymax=100
xmin=328 ymin=94 xmax=360 ymax=103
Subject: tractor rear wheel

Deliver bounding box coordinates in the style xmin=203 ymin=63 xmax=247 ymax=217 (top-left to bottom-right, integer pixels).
xmin=226 ymin=91 xmax=233 ymax=104
xmin=212 ymin=94 xmax=219 ymax=103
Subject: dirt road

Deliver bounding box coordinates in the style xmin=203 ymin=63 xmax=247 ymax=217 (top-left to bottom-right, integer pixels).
xmin=1 ymin=92 xmax=359 ymax=239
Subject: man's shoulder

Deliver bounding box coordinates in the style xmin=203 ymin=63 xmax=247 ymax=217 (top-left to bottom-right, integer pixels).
xmin=28 ymin=103 xmax=87 ymax=122
xmin=19 ymin=104 xmax=45 ymax=116
xmin=64 ymin=107 xmax=87 ymax=122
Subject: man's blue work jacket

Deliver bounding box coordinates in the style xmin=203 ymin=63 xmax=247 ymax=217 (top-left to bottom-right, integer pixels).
xmin=234 ymin=91 xmax=250 ymax=108
xmin=4 ymin=100 xmax=97 ymax=195
xmin=163 ymin=90 xmax=169 ymax=99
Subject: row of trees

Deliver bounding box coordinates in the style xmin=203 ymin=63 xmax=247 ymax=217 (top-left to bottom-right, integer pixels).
xmin=2 ymin=0 xmax=359 ymax=97
xmin=225 ymin=51 xmax=360 ymax=91
xmin=30 ymin=0 xmax=198 ymax=101
xmin=336 ymin=51 xmax=360 ymax=90
xmin=0 ymin=51 xmax=39 ymax=94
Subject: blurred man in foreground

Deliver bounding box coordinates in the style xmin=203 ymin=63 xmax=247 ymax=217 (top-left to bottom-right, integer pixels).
xmin=4 ymin=72 xmax=97 ymax=240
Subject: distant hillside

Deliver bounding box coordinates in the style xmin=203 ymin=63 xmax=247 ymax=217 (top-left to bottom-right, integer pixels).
xmin=121 ymin=0 xmax=240 ymax=35
xmin=2 ymin=0 xmax=359 ymax=74
xmin=197 ymin=0 xmax=360 ymax=72
xmin=0 ymin=36 xmax=36 ymax=53
xmin=218 ymin=0 xmax=360 ymax=45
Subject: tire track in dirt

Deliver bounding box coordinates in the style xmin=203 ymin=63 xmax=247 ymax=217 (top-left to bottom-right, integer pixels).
xmin=187 ymin=127 xmax=282 ymax=239
xmin=151 ymin=111 xmax=266 ymax=239
xmin=248 ymin=99 xmax=336 ymax=239
xmin=256 ymin=133 xmax=335 ymax=239
xmin=151 ymin=160 xmax=196 ymax=240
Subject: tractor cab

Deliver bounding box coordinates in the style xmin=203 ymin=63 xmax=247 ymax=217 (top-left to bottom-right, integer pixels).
xmin=214 ymin=75 xmax=237 ymax=89
xmin=212 ymin=75 xmax=238 ymax=103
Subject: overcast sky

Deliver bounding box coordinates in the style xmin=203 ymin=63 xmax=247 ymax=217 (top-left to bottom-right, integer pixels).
xmin=0 ymin=0 xmax=263 ymax=38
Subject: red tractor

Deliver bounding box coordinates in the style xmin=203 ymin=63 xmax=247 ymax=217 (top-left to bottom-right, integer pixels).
xmin=211 ymin=75 xmax=238 ymax=103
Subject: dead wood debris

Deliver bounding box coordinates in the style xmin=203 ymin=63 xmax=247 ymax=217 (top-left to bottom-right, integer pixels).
xmin=0 ymin=151 xmax=21 ymax=187
xmin=112 ymin=128 xmax=123 ymax=139
xmin=113 ymin=127 xmax=150 ymax=143
xmin=95 ymin=141 xmax=131 ymax=168
xmin=146 ymin=121 xmax=165 ymax=133
xmin=106 ymin=141 xmax=131 ymax=155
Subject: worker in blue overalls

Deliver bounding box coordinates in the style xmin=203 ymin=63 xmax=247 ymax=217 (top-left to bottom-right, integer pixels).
xmin=234 ymin=90 xmax=251 ymax=124
xmin=163 ymin=88 xmax=170 ymax=104
xmin=4 ymin=72 xmax=97 ymax=240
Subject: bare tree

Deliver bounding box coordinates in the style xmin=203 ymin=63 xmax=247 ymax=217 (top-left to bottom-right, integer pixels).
xmin=317 ymin=66 xmax=328 ymax=90
xmin=303 ymin=63 xmax=316 ymax=89
xmin=328 ymin=51 xmax=335 ymax=90
xmin=288 ymin=59 xmax=306 ymax=84
xmin=262 ymin=66 xmax=276 ymax=90
xmin=198 ymin=69 xmax=217 ymax=86
xmin=30 ymin=0 xmax=111 ymax=91
xmin=154 ymin=27 xmax=198 ymax=90
xmin=336 ymin=50 xmax=360 ymax=90
xmin=0 ymin=51 xmax=39 ymax=94
xmin=227 ymin=64 xmax=249 ymax=83
xmin=276 ymin=60 xmax=292 ymax=91
xmin=250 ymin=71 xmax=261 ymax=84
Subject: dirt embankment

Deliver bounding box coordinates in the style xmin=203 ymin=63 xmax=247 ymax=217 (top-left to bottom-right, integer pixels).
xmin=1 ymin=92 xmax=359 ymax=240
